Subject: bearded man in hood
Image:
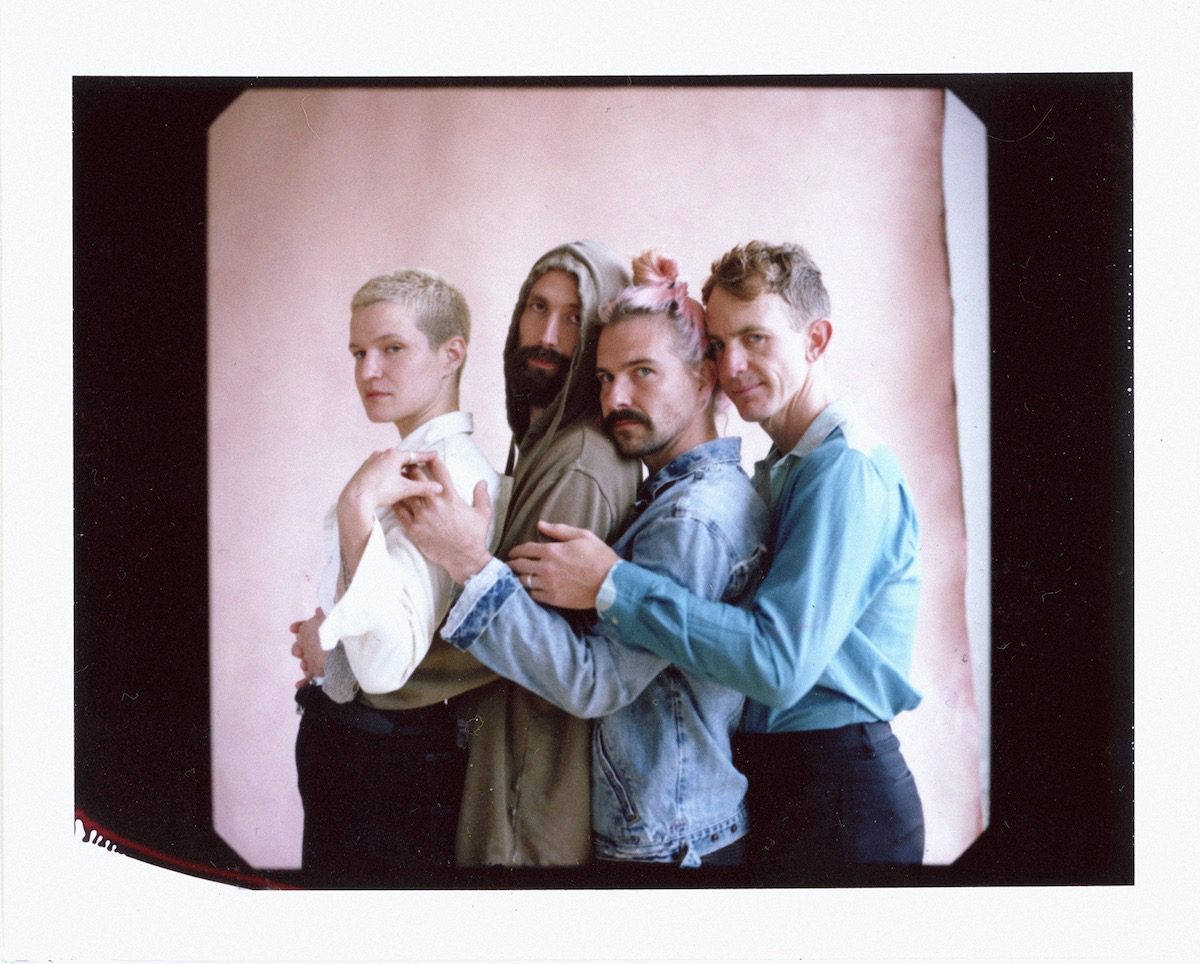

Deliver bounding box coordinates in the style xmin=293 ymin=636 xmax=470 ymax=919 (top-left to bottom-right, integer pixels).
xmin=444 ymin=241 xmax=642 ymax=865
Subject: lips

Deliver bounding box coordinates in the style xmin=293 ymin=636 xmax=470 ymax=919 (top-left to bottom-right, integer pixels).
xmin=727 ymin=382 xmax=760 ymax=399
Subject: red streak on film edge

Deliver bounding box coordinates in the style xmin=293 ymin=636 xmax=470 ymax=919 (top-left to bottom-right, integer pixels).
xmin=74 ymin=807 xmax=301 ymax=890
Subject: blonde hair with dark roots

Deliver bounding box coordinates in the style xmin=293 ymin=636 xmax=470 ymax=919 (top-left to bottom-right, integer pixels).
xmin=701 ymin=241 xmax=831 ymax=331
xmin=599 ymin=250 xmax=709 ymax=369
xmin=351 ymin=268 xmax=471 ymax=350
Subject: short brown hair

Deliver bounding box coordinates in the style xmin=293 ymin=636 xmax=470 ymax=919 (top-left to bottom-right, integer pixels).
xmin=702 ymin=241 xmax=831 ymax=331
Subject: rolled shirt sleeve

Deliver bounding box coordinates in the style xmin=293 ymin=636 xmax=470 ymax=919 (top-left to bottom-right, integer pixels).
xmin=317 ymin=511 xmax=448 ymax=695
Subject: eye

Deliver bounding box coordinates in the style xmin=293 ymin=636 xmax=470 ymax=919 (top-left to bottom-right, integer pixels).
xmin=528 ymin=298 xmax=546 ymax=313
xmin=634 ymin=367 xmax=653 ymax=378
xmin=569 ymin=311 xmax=582 ymax=327
xmin=746 ymin=333 xmax=766 ymax=344
xmin=351 ymin=349 xmax=365 ymax=360
xmin=386 ymin=343 xmax=405 ymax=353
xmin=596 ymin=372 xmax=613 ymax=385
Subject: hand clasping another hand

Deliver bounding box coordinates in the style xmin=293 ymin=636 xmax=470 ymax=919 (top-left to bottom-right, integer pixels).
xmin=394 ymin=455 xmax=494 ymax=585
xmin=507 ymin=521 xmax=620 ymax=610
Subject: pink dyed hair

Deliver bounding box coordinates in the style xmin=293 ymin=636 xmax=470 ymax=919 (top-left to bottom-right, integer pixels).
xmin=599 ymin=249 xmax=709 ymax=368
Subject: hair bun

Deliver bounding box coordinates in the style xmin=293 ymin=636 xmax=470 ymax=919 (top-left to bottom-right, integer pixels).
xmin=631 ymin=249 xmax=681 ymax=289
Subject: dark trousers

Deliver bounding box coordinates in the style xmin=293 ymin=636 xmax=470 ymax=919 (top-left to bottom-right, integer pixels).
xmin=733 ymin=722 xmax=925 ymax=872
xmin=294 ymin=684 xmax=466 ymax=881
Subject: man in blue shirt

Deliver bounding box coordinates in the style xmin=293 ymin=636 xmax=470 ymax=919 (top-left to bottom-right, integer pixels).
xmin=399 ymin=251 xmax=768 ymax=866
xmin=510 ymin=241 xmax=926 ymax=871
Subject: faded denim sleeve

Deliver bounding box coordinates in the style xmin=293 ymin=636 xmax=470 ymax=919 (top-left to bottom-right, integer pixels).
xmin=443 ymin=512 xmax=747 ymax=718
xmin=601 ymin=447 xmax=915 ymax=711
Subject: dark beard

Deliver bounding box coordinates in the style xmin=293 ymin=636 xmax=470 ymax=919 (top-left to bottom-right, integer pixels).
xmin=507 ymin=346 xmax=572 ymax=410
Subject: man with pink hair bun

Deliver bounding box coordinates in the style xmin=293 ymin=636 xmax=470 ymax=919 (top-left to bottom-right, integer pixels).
xmin=399 ymin=250 xmax=769 ymax=866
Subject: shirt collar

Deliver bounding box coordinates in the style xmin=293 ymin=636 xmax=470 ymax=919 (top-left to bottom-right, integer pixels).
xmin=639 ymin=437 xmax=742 ymax=503
xmin=770 ymin=399 xmax=852 ymax=466
xmin=753 ymin=400 xmax=852 ymax=505
xmin=398 ymin=410 xmax=475 ymax=450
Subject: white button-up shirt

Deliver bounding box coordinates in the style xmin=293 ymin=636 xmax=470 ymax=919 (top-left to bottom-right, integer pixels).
xmin=316 ymin=410 xmax=508 ymax=697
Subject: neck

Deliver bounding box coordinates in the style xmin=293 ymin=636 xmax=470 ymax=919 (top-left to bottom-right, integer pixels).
xmin=394 ymin=391 xmax=458 ymax=440
xmin=641 ymin=411 xmax=718 ymax=476
xmin=762 ymin=378 xmax=832 ymax=454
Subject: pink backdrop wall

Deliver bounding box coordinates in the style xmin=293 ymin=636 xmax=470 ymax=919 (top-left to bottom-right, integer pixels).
xmin=208 ymin=85 xmax=982 ymax=869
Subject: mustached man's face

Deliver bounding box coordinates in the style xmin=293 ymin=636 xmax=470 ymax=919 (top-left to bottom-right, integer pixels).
xmin=596 ymin=313 xmax=714 ymax=475
xmin=510 ymin=269 xmax=581 ymax=408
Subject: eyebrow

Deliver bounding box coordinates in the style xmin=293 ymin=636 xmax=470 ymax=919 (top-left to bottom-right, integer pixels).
xmin=528 ymin=290 xmax=581 ymax=309
xmin=597 ymin=355 xmax=661 ymax=373
xmin=348 ymin=333 xmax=406 ymax=350
xmin=710 ymin=324 xmax=761 ymax=342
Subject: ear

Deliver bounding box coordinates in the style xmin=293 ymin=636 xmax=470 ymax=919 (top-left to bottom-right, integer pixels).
xmin=805 ymin=319 xmax=832 ymax=362
xmin=440 ymin=336 xmax=466 ymax=377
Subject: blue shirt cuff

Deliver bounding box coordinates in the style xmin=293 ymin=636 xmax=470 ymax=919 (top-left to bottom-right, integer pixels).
xmin=595 ymin=560 xmax=623 ymax=613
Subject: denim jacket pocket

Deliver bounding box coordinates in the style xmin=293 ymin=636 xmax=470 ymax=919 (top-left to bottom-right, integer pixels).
xmin=594 ymin=724 xmax=642 ymax=831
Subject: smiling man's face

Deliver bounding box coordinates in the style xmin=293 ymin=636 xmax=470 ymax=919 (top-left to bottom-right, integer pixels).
xmin=705 ymin=287 xmax=811 ymax=428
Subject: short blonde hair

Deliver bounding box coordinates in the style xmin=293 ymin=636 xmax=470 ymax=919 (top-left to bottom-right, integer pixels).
xmin=351 ymin=268 xmax=470 ymax=349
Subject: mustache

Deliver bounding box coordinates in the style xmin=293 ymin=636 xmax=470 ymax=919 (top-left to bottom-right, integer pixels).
xmin=515 ymin=345 xmax=571 ymax=370
xmin=603 ymin=408 xmax=652 ymax=433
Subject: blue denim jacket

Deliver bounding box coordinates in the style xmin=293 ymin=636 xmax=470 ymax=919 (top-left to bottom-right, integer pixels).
xmin=442 ymin=438 xmax=768 ymax=865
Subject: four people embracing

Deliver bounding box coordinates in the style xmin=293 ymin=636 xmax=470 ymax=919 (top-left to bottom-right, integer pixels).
xmin=291 ymin=239 xmax=925 ymax=879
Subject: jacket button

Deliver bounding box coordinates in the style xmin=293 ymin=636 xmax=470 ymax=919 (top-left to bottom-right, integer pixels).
xmin=711 ymin=833 xmax=720 ymax=842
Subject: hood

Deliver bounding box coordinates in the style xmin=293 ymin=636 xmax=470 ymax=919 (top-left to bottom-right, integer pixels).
xmin=503 ymin=240 xmax=631 ymax=467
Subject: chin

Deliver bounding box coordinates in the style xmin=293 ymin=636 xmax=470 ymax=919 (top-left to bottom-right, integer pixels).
xmin=732 ymin=401 xmax=760 ymax=422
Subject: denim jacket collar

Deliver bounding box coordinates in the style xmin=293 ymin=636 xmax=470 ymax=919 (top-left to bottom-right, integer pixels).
xmin=638 ymin=436 xmax=743 ymax=504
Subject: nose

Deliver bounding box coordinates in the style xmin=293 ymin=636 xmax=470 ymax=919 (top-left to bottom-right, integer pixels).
xmin=538 ymin=309 xmax=573 ymax=352
xmin=360 ymin=351 xmax=382 ymax=379
xmin=719 ymin=343 xmax=745 ymax=383
xmin=602 ymin=375 xmax=631 ymax=412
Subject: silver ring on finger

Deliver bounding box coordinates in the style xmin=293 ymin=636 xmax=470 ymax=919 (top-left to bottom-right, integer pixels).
xmin=525 ymin=573 xmax=535 ymax=592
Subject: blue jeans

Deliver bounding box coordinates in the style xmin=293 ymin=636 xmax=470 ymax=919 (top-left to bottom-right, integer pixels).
xmin=734 ymin=722 xmax=924 ymax=871
xmin=295 ymin=684 xmax=465 ymax=880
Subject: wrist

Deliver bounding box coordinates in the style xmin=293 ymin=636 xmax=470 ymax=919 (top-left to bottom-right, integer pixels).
xmin=337 ymin=491 xmax=375 ymax=531
xmin=447 ymin=548 xmax=494 ymax=586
